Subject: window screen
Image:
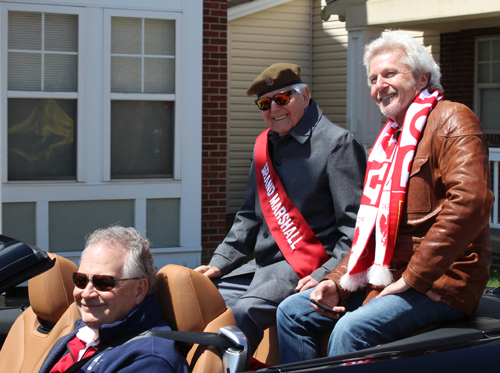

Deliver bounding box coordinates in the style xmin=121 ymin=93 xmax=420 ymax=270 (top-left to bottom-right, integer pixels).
xmin=111 ymin=17 xmax=175 ymax=94
xmin=8 ymin=11 xmax=78 ymax=92
xmin=111 ymin=101 xmax=174 ymax=179
xmin=7 ymin=11 xmax=78 ymax=181
xmin=477 ymin=39 xmax=500 ymax=132
xmin=110 ymin=16 xmax=176 ymax=179
xmin=8 ymin=99 xmax=76 ymax=180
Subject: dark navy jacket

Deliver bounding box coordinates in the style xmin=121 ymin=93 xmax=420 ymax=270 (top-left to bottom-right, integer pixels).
xmin=39 ymin=296 xmax=188 ymax=373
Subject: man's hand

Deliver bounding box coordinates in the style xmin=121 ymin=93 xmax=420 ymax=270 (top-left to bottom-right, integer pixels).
xmin=194 ymin=265 xmax=222 ymax=279
xmin=376 ymin=277 xmax=441 ymax=302
xmin=309 ymin=280 xmax=343 ymax=319
xmin=296 ymin=275 xmax=319 ymax=292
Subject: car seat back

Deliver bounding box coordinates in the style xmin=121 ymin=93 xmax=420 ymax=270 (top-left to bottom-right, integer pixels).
xmin=155 ymin=264 xmax=239 ymax=373
xmin=0 ymin=253 xmax=79 ymax=373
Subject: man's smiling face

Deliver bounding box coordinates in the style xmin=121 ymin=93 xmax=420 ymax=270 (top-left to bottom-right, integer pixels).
xmin=73 ymin=243 xmax=145 ymax=336
xmin=369 ymin=49 xmax=428 ymax=126
xmin=260 ymin=85 xmax=310 ymax=136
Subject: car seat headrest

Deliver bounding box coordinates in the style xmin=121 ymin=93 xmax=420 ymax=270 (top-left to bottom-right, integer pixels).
xmin=155 ymin=264 xmax=228 ymax=333
xmin=28 ymin=253 xmax=78 ymax=324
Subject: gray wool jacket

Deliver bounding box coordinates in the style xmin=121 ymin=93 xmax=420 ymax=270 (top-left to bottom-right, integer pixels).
xmin=209 ymin=99 xmax=367 ymax=304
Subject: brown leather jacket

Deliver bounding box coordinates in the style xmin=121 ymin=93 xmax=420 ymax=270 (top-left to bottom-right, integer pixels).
xmin=325 ymin=100 xmax=493 ymax=316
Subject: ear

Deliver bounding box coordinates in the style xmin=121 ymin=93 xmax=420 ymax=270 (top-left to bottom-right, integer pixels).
xmin=418 ymin=72 xmax=429 ymax=91
xmin=301 ymin=86 xmax=311 ymax=106
xmin=135 ymin=278 xmax=149 ymax=305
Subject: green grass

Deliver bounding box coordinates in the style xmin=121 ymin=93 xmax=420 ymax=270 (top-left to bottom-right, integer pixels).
xmin=488 ymin=265 xmax=500 ymax=288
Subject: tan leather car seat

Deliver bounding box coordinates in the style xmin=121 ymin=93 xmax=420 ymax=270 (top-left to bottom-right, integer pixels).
xmin=253 ymin=325 xmax=330 ymax=364
xmin=155 ymin=264 xmax=238 ymax=373
xmin=0 ymin=253 xmax=79 ymax=373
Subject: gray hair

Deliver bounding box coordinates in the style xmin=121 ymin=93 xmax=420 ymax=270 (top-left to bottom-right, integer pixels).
xmin=291 ymin=83 xmax=309 ymax=97
xmin=363 ymin=30 xmax=442 ymax=92
xmin=82 ymin=226 xmax=156 ymax=295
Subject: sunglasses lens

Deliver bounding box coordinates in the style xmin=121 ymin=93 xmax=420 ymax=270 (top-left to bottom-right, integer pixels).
xmin=72 ymin=273 xmax=116 ymax=291
xmin=257 ymin=98 xmax=271 ymax=111
xmin=92 ymin=275 xmax=116 ymax=291
xmin=274 ymin=93 xmax=290 ymax=106
xmin=73 ymin=272 xmax=89 ymax=289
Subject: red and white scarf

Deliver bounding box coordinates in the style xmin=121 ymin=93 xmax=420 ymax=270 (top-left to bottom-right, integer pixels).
xmin=340 ymin=89 xmax=443 ymax=291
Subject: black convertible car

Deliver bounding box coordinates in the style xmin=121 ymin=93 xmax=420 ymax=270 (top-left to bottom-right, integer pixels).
xmin=1 ymin=234 xmax=500 ymax=372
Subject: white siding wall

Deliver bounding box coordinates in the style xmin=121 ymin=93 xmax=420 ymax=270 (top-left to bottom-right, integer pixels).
xmin=227 ymin=1 xmax=442 ymax=214
xmin=228 ymin=0 xmax=313 ymax=214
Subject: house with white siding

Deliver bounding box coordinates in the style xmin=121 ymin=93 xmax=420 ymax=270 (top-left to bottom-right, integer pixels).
xmin=0 ymin=0 xmax=203 ymax=268
xmin=227 ymin=0 xmax=500 ymax=257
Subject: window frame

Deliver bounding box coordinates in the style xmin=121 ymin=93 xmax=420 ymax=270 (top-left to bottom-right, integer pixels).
xmin=1 ymin=3 xmax=86 ymax=182
xmin=474 ymin=34 xmax=500 ymax=134
xmin=102 ymin=9 xmax=182 ymax=182
xmin=0 ymin=0 xmax=203 ymax=269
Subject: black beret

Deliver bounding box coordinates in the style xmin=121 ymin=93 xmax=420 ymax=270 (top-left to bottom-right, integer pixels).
xmin=247 ymin=63 xmax=303 ymax=97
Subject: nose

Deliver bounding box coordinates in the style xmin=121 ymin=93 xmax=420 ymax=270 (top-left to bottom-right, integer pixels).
xmin=270 ymin=99 xmax=282 ymax=111
xmin=374 ymin=75 xmax=388 ymax=90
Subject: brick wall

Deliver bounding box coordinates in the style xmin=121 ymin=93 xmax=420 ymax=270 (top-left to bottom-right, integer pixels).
xmin=440 ymin=27 xmax=500 ymax=146
xmin=201 ymin=0 xmax=228 ymax=263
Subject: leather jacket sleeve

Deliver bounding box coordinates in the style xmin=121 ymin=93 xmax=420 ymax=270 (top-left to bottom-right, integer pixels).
xmin=401 ymin=103 xmax=493 ymax=294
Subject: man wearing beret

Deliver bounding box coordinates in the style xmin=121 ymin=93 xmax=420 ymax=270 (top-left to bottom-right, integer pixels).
xmin=195 ymin=63 xmax=367 ymax=354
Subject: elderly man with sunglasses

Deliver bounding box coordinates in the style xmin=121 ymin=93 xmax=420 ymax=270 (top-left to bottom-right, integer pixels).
xmin=39 ymin=226 xmax=188 ymax=373
xmin=195 ymin=63 xmax=367 ymax=355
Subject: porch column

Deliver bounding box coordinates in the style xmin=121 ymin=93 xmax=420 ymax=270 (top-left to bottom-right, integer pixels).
xmin=345 ymin=27 xmax=384 ymax=148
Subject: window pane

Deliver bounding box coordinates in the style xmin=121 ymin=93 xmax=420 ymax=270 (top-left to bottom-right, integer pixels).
xmin=8 ymin=99 xmax=76 ymax=180
xmin=144 ymin=58 xmax=175 ymax=93
xmin=2 ymin=202 xmax=36 ymax=247
xmin=480 ymin=88 xmax=500 ymax=131
xmin=493 ymin=40 xmax=500 ymax=61
xmin=8 ymin=11 xmax=41 ymax=50
xmin=111 ymin=17 xmax=141 ymax=54
xmin=45 ymin=54 xmax=78 ymax=92
xmin=49 ymin=200 xmax=134 ymax=252
xmin=111 ymin=101 xmax=174 ymax=179
xmin=493 ymin=62 xmax=500 ymax=84
xmin=145 ymin=19 xmax=175 ymax=56
xmin=45 ymin=13 xmax=78 ymax=52
xmin=147 ymin=199 xmax=180 ymax=247
xmin=9 ymin=11 xmax=78 ymax=92
xmin=478 ymin=41 xmax=491 ymax=62
xmin=111 ymin=56 xmax=141 ymax=93
xmin=478 ymin=63 xmax=491 ymax=84
xmin=8 ymin=53 xmax=41 ymax=91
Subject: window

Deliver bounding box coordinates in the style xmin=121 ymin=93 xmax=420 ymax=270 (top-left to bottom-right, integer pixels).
xmin=1 ymin=2 xmax=201 ymax=266
xmin=475 ymin=36 xmax=500 ymax=133
xmin=7 ymin=11 xmax=78 ymax=180
xmin=108 ymin=16 xmax=176 ymax=179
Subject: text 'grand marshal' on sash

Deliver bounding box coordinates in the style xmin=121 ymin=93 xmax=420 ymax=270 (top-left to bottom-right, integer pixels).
xmin=254 ymin=129 xmax=329 ymax=278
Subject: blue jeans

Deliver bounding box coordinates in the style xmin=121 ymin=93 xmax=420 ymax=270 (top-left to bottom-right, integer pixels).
xmin=277 ymin=287 xmax=467 ymax=364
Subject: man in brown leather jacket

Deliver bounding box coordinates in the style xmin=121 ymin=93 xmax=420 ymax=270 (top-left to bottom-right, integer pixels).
xmin=277 ymin=30 xmax=493 ymax=363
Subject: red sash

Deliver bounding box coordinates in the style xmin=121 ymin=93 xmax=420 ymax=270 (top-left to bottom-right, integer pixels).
xmin=254 ymin=129 xmax=329 ymax=278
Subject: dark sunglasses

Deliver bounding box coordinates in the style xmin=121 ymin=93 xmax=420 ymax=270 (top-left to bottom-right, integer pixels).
xmin=72 ymin=272 xmax=141 ymax=291
xmin=254 ymin=89 xmax=297 ymax=111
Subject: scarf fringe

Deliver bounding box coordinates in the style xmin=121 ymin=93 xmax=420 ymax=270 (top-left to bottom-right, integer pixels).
xmin=339 ymin=271 xmax=367 ymax=292
xmin=367 ymin=265 xmax=393 ymax=287
xmin=339 ymin=265 xmax=393 ymax=292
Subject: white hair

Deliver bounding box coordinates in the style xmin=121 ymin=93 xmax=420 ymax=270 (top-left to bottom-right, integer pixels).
xmin=82 ymin=226 xmax=156 ymax=295
xmin=363 ymin=30 xmax=442 ymax=92
xmin=291 ymin=83 xmax=310 ymax=98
